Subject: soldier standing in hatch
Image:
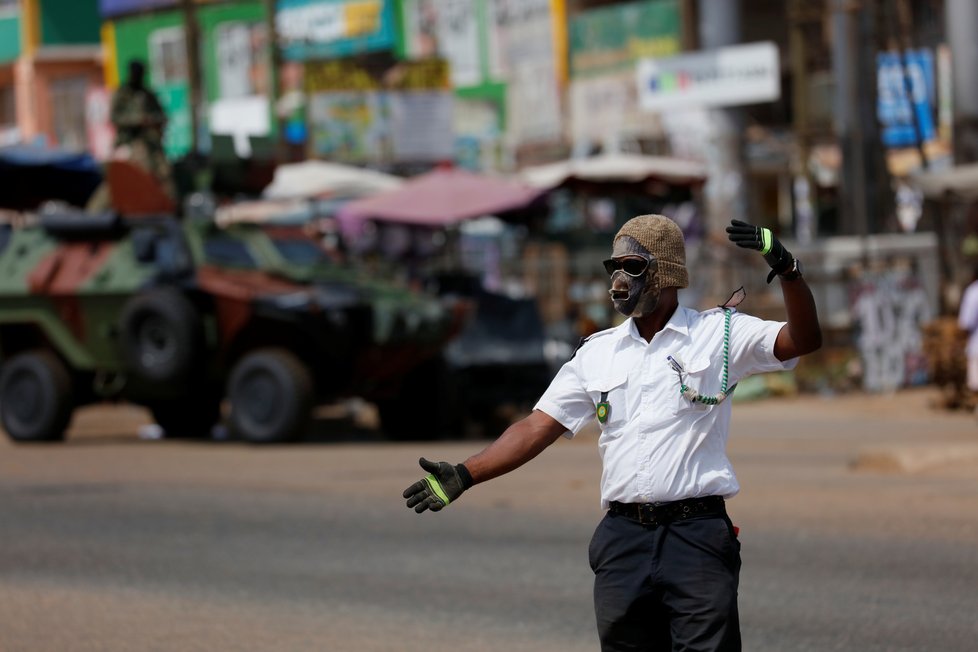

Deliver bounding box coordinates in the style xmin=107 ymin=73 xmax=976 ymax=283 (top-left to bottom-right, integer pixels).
xmin=111 ymin=60 xmax=174 ymax=198
xmin=87 ymin=60 xmax=174 ymax=211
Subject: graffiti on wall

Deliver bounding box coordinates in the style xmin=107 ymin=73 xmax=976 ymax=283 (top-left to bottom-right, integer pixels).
xmin=850 ymin=263 xmax=933 ymax=392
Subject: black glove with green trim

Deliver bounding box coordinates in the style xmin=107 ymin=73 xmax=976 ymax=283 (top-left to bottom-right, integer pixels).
xmin=403 ymin=457 xmax=473 ymax=513
xmin=725 ymin=219 xmax=793 ymax=283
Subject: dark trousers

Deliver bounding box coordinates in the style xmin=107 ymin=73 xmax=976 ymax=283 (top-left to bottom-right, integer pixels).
xmin=588 ymin=511 xmax=742 ymax=652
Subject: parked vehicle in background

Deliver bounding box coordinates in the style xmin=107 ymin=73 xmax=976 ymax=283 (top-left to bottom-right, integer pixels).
xmin=407 ymin=268 xmax=549 ymax=435
xmin=0 ymin=198 xmax=465 ymax=444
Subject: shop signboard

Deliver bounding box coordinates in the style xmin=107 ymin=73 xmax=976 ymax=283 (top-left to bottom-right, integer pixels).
xmin=388 ymin=91 xmax=454 ymax=161
xmin=570 ymin=70 xmax=658 ymax=145
xmin=387 ymin=59 xmax=453 ymax=161
xmin=401 ymin=0 xmax=482 ymax=88
xmin=305 ymin=58 xmax=452 ymax=163
xmin=877 ymin=48 xmax=936 ymax=148
xmin=636 ymin=42 xmax=781 ymax=111
xmin=569 ymin=0 xmax=680 ymax=79
xmin=568 ymin=0 xmax=679 ymax=147
xmin=454 ymin=97 xmax=501 ymax=170
xmin=306 ymin=59 xmax=383 ymax=162
xmin=488 ymin=0 xmax=561 ymax=145
xmin=0 ymin=8 xmax=21 ymax=63
xmin=157 ymin=82 xmax=192 ymax=158
xmin=276 ymin=0 xmax=394 ymax=61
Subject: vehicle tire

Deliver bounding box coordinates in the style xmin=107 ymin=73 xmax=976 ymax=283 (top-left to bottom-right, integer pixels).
xmin=227 ymin=349 xmax=312 ymax=444
xmin=119 ymin=288 xmax=202 ymax=385
xmin=149 ymin=391 xmax=222 ymax=439
xmin=0 ymin=350 xmax=74 ymax=442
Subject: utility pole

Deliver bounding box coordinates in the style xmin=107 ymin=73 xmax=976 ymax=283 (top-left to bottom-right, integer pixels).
xmin=181 ymin=0 xmax=203 ymax=155
xmin=832 ymin=0 xmax=867 ymax=241
xmin=831 ymin=0 xmax=890 ymax=239
xmin=697 ymin=0 xmax=747 ymax=233
xmin=787 ymin=0 xmax=821 ymax=243
xmin=265 ymin=0 xmax=284 ymax=160
xmin=945 ymin=0 xmax=978 ymax=164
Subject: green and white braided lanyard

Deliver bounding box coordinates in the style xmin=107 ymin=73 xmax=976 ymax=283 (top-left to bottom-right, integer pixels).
xmin=667 ymin=307 xmax=735 ymax=405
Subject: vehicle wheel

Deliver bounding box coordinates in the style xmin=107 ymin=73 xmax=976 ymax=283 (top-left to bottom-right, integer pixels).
xmin=378 ymin=357 xmax=461 ymax=442
xmin=0 ymin=350 xmax=74 ymax=442
xmin=119 ymin=288 xmax=202 ymax=384
xmin=227 ymin=349 xmax=312 ymax=443
xmin=149 ymin=391 xmax=222 ymax=439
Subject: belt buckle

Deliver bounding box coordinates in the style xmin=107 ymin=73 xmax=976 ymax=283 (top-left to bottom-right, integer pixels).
xmin=638 ymin=503 xmax=659 ymax=526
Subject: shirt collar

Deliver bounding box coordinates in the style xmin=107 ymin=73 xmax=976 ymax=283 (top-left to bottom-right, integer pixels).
xmin=623 ymin=305 xmax=691 ymax=343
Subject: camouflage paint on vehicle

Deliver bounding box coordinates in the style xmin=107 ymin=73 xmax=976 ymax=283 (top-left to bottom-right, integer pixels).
xmin=0 ymin=196 xmax=465 ymax=442
xmin=192 ymin=221 xmax=464 ymax=394
xmin=0 ymin=224 xmax=159 ymax=369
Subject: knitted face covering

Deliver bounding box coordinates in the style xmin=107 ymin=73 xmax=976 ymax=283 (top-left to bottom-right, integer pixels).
xmin=613 ymin=214 xmax=689 ymax=289
xmin=608 ymin=236 xmax=661 ymax=318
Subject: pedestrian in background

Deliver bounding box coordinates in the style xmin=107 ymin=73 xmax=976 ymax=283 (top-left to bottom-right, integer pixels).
xmin=403 ymin=214 xmax=822 ymax=651
xmin=957 ymin=266 xmax=978 ymax=393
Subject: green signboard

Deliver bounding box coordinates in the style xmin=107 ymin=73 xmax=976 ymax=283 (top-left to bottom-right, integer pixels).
xmin=198 ymin=1 xmax=266 ymax=103
xmin=276 ymin=0 xmax=396 ymax=62
xmin=112 ymin=10 xmax=192 ymax=158
xmin=156 ymin=83 xmax=192 ymax=158
xmin=39 ymin=0 xmax=101 ymax=46
xmin=0 ymin=13 xmax=20 ymax=63
xmin=569 ymin=0 xmax=680 ymax=78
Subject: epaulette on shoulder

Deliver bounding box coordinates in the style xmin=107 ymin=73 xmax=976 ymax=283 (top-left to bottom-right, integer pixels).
xmin=570 ymin=327 xmax=616 ymax=360
xmin=702 ymin=286 xmax=747 ymax=316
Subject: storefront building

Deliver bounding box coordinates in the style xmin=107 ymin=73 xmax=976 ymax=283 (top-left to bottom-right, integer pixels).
xmin=1 ymin=0 xmax=104 ymax=153
xmin=101 ymin=0 xmax=271 ymax=160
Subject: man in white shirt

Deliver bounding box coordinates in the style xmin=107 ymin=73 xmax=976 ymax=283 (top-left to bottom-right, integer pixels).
xmin=403 ymin=215 xmax=822 ymax=651
xmin=958 ymin=269 xmax=978 ymax=392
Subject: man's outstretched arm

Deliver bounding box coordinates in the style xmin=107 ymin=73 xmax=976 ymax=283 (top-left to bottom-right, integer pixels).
xmin=726 ymin=219 xmax=822 ymax=360
xmin=773 ymin=274 xmax=822 ymax=361
xmin=402 ymin=410 xmax=567 ymax=513
xmin=462 ymin=409 xmax=567 ymax=484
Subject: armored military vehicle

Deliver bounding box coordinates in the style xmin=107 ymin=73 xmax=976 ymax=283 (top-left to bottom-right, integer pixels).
xmin=0 ymin=167 xmax=464 ymax=444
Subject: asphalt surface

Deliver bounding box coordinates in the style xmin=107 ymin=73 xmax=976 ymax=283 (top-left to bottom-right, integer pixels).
xmin=1 ymin=388 xmax=977 ymax=652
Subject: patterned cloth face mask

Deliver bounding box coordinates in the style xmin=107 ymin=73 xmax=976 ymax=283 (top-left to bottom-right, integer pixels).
xmin=607 ymin=236 xmax=660 ymax=318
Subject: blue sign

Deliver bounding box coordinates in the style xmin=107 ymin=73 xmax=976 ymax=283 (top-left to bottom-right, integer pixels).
xmin=276 ymin=0 xmax=395 ymax=61
xmin=99 ymin=0 xmax=178 ymax=18
xmin=877 ymin=49 xmax=936 ymax=148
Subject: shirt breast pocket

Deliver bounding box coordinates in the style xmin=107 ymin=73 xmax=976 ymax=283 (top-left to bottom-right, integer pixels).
xmin=673 ymin=355 xmax=718 ymax=415
xmin=585 ymin=373 xmax=628 ymax=432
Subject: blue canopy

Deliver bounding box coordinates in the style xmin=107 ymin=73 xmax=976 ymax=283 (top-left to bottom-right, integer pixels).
xmin=0 ymin=145 xmax=102 ymax=210
xmin=98 ymin=0 xmax=176 ymax=18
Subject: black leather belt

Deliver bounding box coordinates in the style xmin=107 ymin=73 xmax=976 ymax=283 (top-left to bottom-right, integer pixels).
xmin=609 ymin=496 xmax=726 ymax=526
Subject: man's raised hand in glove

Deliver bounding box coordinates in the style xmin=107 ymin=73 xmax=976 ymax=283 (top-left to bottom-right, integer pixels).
xmin=725 ymin=219 xmax=795 ymax=283
xmin=403 ymin=457 xmax=474 ymax=513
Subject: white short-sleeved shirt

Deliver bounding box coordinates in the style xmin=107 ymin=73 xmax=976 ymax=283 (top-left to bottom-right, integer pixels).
xmin=535 ymin=305 xmax=796 ymax=509
xmin=959 ymin=280 xmax=978 ymax=357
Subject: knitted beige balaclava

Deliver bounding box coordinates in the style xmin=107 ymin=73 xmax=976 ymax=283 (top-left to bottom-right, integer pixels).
xmin=613 ymin=214 xmax=688 ymax=289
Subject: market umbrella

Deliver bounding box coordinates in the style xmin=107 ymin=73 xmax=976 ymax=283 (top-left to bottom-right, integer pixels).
xmin=336 ymin=167 xmax=545 ymax=230
xmin=262 ymin=160 xmax=404 ymax=200
xmin=519 ymin=153 xmax=708 ymax=189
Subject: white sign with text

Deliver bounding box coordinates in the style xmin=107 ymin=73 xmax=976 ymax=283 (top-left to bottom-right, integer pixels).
xmin=637 ymin=41 xmax=780 ymax=111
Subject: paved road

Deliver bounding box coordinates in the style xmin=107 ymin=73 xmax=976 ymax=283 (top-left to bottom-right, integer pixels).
xmin=1 ymin=389 xmax=977 ymax=651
